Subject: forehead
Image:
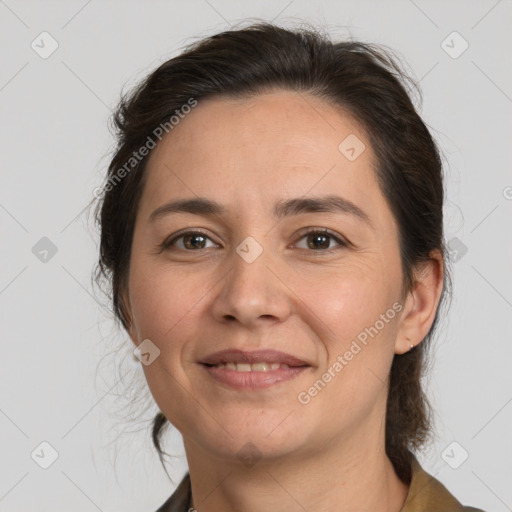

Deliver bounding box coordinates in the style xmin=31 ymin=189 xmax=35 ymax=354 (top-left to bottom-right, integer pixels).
xmin=140 ymin=90 xmax=388 ymax=227
xmin=148 ymin=90 xmax=372 ymax=169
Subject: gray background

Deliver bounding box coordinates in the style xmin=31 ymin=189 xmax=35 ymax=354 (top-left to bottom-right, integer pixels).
xmin=1 ymin=0 xmax=511 ymax=510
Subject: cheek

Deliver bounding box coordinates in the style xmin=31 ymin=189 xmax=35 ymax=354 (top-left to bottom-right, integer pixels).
xmin=295 ymin=270 xmax=400 ymax=410
xmin=129 ymin=266 xmax=195 ymax=343
xmin=128 ymin=265 xmax=205 ymax=429
xmin=291 ymin=261 xmax=399 ymax=346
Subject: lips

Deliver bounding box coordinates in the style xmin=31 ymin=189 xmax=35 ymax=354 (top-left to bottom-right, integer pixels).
xmin=200 ymin=349 xmax=309 ymax=367
xmin=199 ymin=349 xmax=311 ymax=390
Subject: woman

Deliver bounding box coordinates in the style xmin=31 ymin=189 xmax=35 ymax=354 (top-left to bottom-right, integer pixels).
xmin=94 ymin=22 xmax=485 ymax=511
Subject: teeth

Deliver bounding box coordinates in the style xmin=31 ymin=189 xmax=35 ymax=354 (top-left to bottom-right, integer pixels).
xmin=211 ymin=362 xmax=293 ymax=371
xmin=251 ymin=363 xmax=269 ymax=372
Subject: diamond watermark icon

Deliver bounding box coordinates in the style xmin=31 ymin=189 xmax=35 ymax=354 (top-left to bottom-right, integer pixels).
xmin=237 ymin=442 xmax=262 ymax=468
xmin=134 ymin=338 xmax=161 ymax=366
xmin=441 ymin=441 xmax=469 ymax=469
xmin=236 ymin=236 xmax=263 ymax=263
xmin=31 ymin=31 xmax=59 ymax=59
xmin=441 ymin=31 xmax=469 ymax=59
xmin=447 ymin=237 xmax=468 ymax=263
xmin=31 ymin=441 xmax=59 ymax=469
xmin=338 ymin=134 xmax=366 ymax=161
xmin=32 ymin=237 xmax=58 ymax=263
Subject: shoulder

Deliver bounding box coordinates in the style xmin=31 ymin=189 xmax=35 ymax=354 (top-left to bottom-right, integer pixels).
xmin=401 ymin=453 xmax=486 ymax=512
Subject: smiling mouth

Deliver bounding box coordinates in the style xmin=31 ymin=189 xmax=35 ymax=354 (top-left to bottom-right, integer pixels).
xmin=201 ymin=363 xmax=309 ymax=390
xmin=199 ymin=349 xmax=311 ymax=390
xmin=203 ymin=362 xmax=296 ymax=372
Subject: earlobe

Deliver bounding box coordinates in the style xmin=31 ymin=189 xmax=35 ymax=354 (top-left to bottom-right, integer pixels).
xmin=394 ymin=290 xmax=418 ymax=355
xmin=394 ymin=252 xmax=444 ymax=355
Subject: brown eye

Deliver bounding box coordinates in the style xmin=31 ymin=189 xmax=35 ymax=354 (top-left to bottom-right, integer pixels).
xmin=162 ymin=230 xmax=218 ymax=251
xmin=294 ymin=229 xmax=347 ymax=252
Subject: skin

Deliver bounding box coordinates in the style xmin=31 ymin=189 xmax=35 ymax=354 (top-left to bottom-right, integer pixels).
xmin=125 ymin=90 xmax=443 ymax=512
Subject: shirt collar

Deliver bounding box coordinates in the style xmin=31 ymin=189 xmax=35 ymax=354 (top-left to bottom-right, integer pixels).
xmin=400 ymin=452 xmax=465 ymax=511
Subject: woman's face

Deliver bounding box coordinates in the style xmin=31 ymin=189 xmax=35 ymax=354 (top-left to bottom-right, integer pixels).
xmin=126 ymin=90 xmax=416 ymax=463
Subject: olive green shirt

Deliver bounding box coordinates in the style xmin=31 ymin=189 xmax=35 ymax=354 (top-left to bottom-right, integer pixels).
xmin=155 ymin=454 xmax=485 ymax=511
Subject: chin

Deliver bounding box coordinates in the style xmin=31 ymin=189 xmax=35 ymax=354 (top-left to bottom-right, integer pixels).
xmin=189 ymin=414 xmax=309 ymax=463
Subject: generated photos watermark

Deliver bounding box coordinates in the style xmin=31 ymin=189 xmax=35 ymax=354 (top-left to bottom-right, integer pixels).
xmin=94 ymin=97 xmax=198 ymax=198
xmin=297 ymin=301 xmax=403 ymax=405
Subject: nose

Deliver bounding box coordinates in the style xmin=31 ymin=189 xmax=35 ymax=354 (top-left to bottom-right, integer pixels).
xmin=210 ymin=242 xmax=293 ymax=329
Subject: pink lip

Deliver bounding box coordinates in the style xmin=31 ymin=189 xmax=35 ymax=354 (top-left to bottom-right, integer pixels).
xmin=201 ymin=365 xmax=309 ymax=390
xmin=199 ymin=349 xmax=311 ymax=391
xmin=200 ymin=349 xmax=308 ymax=367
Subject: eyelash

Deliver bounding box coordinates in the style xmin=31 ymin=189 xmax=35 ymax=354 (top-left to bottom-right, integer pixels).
xmin=159 ymin=227 xmax=348 ymax=254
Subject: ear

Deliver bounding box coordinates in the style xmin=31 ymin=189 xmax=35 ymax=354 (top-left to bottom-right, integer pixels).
xmin=394 ymin=250 xmax=444 ymax=355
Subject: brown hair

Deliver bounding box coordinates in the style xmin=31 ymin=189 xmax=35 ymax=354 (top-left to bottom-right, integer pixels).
xmin=94 ymin=21 xmax=449 ymax=484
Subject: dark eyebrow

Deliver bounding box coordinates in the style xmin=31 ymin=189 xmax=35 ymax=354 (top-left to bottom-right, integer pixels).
xmin=149 ymin=195 xmax=372 ymax=227
xmin=273 ymin=195 xmax=371 ymax=226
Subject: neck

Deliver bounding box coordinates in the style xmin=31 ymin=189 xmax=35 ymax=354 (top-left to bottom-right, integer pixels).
xmin=183 ymin=423 xmax=410 ymax=512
